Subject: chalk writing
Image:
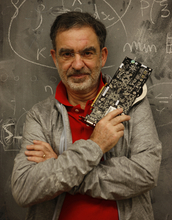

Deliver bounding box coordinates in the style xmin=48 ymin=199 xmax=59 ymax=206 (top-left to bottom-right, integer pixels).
xmin=50 ymin=76 xmax=58 ymax=83
xmin=8 ymin=0 xmax=56 ymax=69
xmin=156 ymin=107 xmax=165 ymax=114
xmin=37 ymin=47 xmax=46 ymax=60
xmin=32 ymin=3 xmax=45 ymax=31
xmin=49 ymin=5 xmax=70 ymax=17
xmin=159 ymin=0 xmax=170 ymax=18
xmin=102 ymin=0 xmax=132 ymax=38
xmin=11 ymin=98 xmax=16 ymax=116
xmin=72 ymin=0 xmax=82 ymax=7
xmin=93 ymin=4 xmax=100 ymax=20
xmin=8 ymin=0 xmax=133 ymax=68
xmin=30 ymin=75 xmax=38 ymax=81
xmin=101 ymin=12 xmax=115 ymax=21
xmin=166 ymin=33 xmax=172 ymax=54
xmin=1 ymin=110 xmax=28 ymax=151
xmin=11 ymin=0 xmax=25 ymax=20
xmin=74 ymin=7 xmax=82 ymax=12
xmin=14 ymin=75 xmax=20 ymax=81
xmin=123 ymin=41 xmax=157 ymax=53
xmin=148 ymin=82 xmax=172 ymax=127
xmin=141 ymin=0 xmax=170 ymax=24
xmin=0 ymin=69 xmax=8 ymax=82
xmin=45 ymin=85 xmax=54 ymax=94
xmin=151 ymin=0 xmax=170 ymax=24
xmin=155 ymin=93 xmax=172 ymax=103
xmin=140 ymin=0 xmax=150 ymax=17
xmin=1 ymin=118 xmax=16 ymax=151
xmin=2 ymin=120 xmax=14 ymax=145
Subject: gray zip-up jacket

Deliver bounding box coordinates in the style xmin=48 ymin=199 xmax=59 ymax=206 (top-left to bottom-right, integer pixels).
xmin=11 ymin=75 xmax=162 ymax=220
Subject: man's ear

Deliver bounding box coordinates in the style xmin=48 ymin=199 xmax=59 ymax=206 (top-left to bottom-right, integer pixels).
xmin=50 ymin=49 xmax=57 ymax=67
xmin=101 ymin=47 xmax=108 ymax=67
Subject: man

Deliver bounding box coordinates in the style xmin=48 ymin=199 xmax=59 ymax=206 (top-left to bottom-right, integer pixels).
xmin=11 ymin=11 xmax=162 ymax=220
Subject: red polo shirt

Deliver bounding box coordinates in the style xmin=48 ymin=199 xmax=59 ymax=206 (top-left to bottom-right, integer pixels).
xmin=55 ymin=74 xmax=119 ymax=220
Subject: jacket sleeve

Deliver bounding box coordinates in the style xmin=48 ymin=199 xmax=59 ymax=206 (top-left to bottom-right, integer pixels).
xmin=11 ymin=104 xmax=103 ymax=207
xmin=70 ymin=97 xmax=162 ymax=200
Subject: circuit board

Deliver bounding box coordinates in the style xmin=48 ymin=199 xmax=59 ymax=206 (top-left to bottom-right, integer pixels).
xmin=80 ymin=57 xmax=152 ymax=127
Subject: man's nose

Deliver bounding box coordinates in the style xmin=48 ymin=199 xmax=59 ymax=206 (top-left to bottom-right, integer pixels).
xmin=71 ymin=54 xmax=85 ymax=70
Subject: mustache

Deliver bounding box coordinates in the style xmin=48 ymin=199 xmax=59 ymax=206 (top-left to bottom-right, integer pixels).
xmin=67 ymin=69 xmax=91 ymax=77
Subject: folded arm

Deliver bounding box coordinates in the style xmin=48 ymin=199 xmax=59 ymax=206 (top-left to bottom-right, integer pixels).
xmin=11 ymin=104 xmax=129 ymax=207
xmin=11 ymin=107 xmax=103 ymax=207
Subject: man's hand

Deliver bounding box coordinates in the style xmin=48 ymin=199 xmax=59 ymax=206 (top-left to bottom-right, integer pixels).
xmin=25 ymin=140 xmax=58 ymax=163
xmin=90 ymin=108 xmax=130 ymax=154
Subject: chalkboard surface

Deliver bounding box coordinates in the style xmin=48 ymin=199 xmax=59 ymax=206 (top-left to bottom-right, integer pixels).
xmin=0 ymin=1 xmax=172 ymax=219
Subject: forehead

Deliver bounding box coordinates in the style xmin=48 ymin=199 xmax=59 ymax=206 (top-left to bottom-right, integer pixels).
xmin=55 ymin=27 xmax=100 ymax=51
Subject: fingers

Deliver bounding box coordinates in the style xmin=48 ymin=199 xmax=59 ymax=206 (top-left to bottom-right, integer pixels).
xmin=90 ymin=108 xmax=130 ymax=154
xmin=110 ymin=114 xmax=130 ymax=126
xmin=25 ymin=144 xmax=47 ymax=163
xmin=33 ymin=140 xmax=52 ymax=151
xmin=25 ymin=140 xmax=58 ymax=163
xmin=25 ymin=149 xmax=44 ymax=158
xmin=101 ymin=108 xmax=130 ymax=126
xmin=104 ymin=108 xmax=130 ymax=121
xmin=104 ymin=108 xmax=124 ymax=121
xmin=113 ymin=122 xmax=125 ymax=132
xmin=26 ymin=140 xmax=50 ymax=152
xmin=26 ymin=155 xmax=45 ymax=163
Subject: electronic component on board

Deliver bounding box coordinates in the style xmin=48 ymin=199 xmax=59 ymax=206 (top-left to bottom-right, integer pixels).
xmin=79 ymin=56 xmax=152 ymax=127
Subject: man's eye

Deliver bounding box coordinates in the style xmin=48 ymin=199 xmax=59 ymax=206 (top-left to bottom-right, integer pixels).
xmin=84 ymin=51 xmax=93 ymax=56
xmin=62 ymin=52 xmax=72 ymax=58
xmin=83 ymin=51 xmax=94 ymax=57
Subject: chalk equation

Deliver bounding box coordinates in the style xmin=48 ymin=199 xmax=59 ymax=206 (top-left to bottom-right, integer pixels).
xmin=6 ymin=0 xmax=171 ymax=71
xmin=124 ymin=0 xmax=171 ymax=54
xmin=148 ymin=82 xmax=172 ymax=127
xmin=166 ymin=33 xmax=172 ymax=54
xmin=141 ymin=0 xmax=170 ymax=23
xmin=0 ymin=82 xmax=54 ymax=151
xmin=123 ymin=41 xmax=157 ymax=53
xmin=1 ymin=118 xmax=21 ymax=151
xmin=6 ymin=0 xmax=132 ymax=69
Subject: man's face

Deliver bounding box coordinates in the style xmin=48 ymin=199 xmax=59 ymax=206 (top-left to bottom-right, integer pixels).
xmin=51 ymin=26 xmax=108 ymax=94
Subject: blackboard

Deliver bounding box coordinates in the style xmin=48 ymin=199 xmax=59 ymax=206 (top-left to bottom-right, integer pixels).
xmin=0 ymin=0 xmax=172 ymax=219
